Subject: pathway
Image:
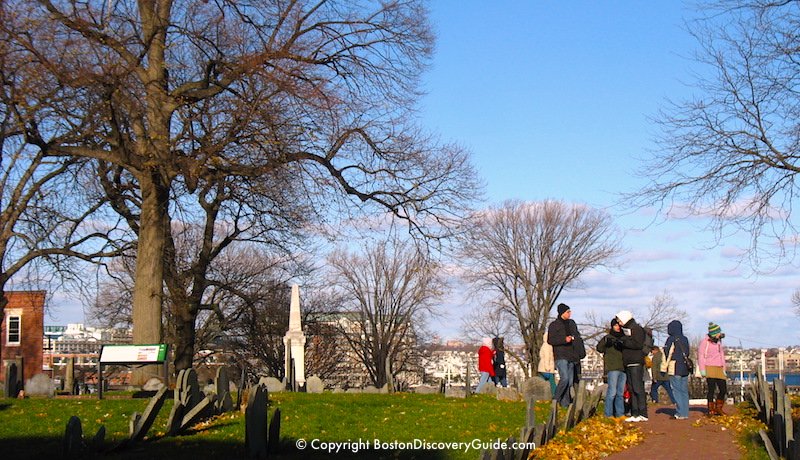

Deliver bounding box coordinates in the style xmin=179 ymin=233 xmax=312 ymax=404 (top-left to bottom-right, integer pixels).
xmin=605 ymin=403 xmax=741 ymax=460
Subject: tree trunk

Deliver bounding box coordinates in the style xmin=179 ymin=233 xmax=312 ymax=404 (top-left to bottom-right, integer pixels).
xmin=173 ymin=310 xmax=196 ymax=373
xmin=130 ymin=173 xmax=169 ymax=385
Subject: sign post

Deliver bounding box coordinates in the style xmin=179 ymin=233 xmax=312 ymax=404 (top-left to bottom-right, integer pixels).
xmin=98 ymin=344 xmax=168 ymax=399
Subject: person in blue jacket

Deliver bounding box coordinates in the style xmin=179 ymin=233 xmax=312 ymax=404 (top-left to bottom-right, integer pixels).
xmin=664 ymin=320 xmax=692 ymax=420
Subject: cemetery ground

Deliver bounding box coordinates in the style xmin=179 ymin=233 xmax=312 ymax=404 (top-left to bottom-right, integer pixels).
xmin=0 ymin=392 xmax=546 ymax=459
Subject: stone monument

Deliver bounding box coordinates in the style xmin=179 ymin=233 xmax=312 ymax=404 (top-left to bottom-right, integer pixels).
xmin=282 ymin=284 xmax=306 ymax=389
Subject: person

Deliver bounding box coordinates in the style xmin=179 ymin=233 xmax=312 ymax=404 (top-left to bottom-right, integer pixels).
xmin=615 ymin=310 xmax=648 ymax=422
xmin=492 ymin=337 xmax=508 ymax=388
xmin=649 ymin=345 xmax=676 ymax=404
xmin=664 ymin=320 xmax=691 ymax=420
xmin=699 ymin=322 xmax=727 ymax=416
xmin=538 ymin=332 xmax=557 ymax=397
xmin=597 ymin=318 xmax=627 ymax=417
xmin=548 ymin=303 xmax=584 ymax=407
xmin=476 ymin=337 xmax=495 ymax=393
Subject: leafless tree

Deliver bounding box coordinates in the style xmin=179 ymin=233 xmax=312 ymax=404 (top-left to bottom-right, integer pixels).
xmin=457 ymin=200 xmax=624 ymax=375
xmin=792 ymin=288 xmax=800 ymax=317
xmin=327 ymin=235 xmax=446 ymax=388
xmin=583 ymin=291 xmax=689 ymax=344
xmin=0 ymin=1 xmax=479 ymax=383
xmin=630 ymin=1 xmax=800 ymax=270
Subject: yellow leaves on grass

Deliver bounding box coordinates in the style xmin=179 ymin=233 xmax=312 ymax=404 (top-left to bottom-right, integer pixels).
xmin=531 ymin=417 xmax=643 ymax=460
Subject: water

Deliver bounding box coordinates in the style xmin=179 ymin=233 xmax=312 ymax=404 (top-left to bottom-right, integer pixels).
xmin=728 ymin=372 xmax=800 ymax=386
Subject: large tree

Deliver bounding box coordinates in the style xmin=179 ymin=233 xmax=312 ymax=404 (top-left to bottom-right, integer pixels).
xmin=1 ymin=1 xmax=478 ymax=382
xmin=632 ymin=1 xmax=800 ymax=269
xmin=457 ymin=200 xmax=624 ymax=375
xmin=327 ymin=235 xmax=444 ymax=388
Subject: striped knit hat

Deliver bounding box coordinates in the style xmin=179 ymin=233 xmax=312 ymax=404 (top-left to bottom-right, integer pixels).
xmin=708 ymin=322 xmax=722 ymax=337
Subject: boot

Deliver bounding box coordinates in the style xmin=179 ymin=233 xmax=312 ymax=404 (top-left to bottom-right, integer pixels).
xmin=706 ymin=401 xmax=716 ymax=416
xmin=715 ymin=399 xmax=726 ymax=416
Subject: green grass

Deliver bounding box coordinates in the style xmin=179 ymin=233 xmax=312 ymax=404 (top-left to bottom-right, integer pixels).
xmin=0 ymin=393 xmax=549 ymax=459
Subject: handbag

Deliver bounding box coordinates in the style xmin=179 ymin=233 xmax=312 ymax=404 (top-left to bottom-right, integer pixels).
xmin=662 ymin=344 xmax=675 ymax=375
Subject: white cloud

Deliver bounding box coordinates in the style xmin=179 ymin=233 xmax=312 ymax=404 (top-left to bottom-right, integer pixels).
xmin=705 ymin=307 xmax=735 ymax=317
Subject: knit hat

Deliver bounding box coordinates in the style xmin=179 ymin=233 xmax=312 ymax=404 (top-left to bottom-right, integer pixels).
xmin=557 ymin=303 xmax=571 ymax=316
xmin=482 ymin=337 xmax=493 ymax=347
xmin=615 ymin=310 xmax=633 ymax=326
xmin=708 ymin=322 xmax=722 ymax=337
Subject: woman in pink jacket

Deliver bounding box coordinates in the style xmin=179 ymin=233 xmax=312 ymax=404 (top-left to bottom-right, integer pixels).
xmin=698 ymin=322 xmax=727 ymax=416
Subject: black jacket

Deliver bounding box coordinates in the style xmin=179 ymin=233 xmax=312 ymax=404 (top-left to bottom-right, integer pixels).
xmin=619 ymin=318 xmax=646 ymax=366
xmin=664 ymin=320 xmax=691 ymax=377
xmin=547 ymin=317 xmax=584 ymax=362
xmin=493 ymin=350 xmax=506 ymax=378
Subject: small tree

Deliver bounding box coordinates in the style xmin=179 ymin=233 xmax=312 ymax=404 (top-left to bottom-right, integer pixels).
xmin=458 ymin=199 xmax=624 ymax=375
xmin=327 ymin=235 xmax=445 ymax=388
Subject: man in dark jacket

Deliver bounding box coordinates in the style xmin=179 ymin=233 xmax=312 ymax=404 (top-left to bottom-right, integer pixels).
xmin=615 ymin=310 xmax=648 ymax=422
xmin=547 ymin=303 xmax=584 ymax=407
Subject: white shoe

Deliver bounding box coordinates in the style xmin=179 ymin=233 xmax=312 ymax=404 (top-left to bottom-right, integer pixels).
xmin=673 ymin=415 xmax=688 ymax=420
xmin=624 ymin=416 xmax=640 ymax=422
xmin=639 ymin=416 xmax=648 ymax=422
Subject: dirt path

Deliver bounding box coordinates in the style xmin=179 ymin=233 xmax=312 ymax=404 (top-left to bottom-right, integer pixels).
xmin=604 ymin=403 xmax=741 ymax=460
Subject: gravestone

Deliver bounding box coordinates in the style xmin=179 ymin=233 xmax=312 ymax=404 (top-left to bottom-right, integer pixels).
xmin=363 ymin=385 xmax=379 ymax=394
xmin=522 ymin=376 xmax=552 ymax=402
xmin=413 ymin=385 xmax=438 ymax=395
xmin=63 ymin=416 xmax=83 ymax=459
xmin=496 ymin=387 xmax=521 ymax=401
xmin=445 ymin=386 xmax=467 ymax=398
xmin=4 ymin=361 xmax=21 ymax=398
xmin=25 ymin=373 xmax=55 ymax=397
xmin=259 ymin=376 xmax=284 ymax=393
xmin=245 ymin=384 xmax=269 ymax=460
xmin=180 ymin=395 xmax=215 ymax=431
xmin=477 ymin=382 xmax=497 ymax=395
xmin=130 ymin=386 xmax=169 ymax=442
xmin=65 ymin=357 xmax=75 ymax=395
xmin=267 ymin=408 xmax=281 ymax=453
xmin=215 ymin=367 xmax=234 ymax=413
xmin=166 ymin=401 xmax=185 ymax=436
xmin=346 ymin=388 xmax=363 ymax=394
xmin=142 ymin=377 xmax=165 ymax=392
xmin=306 ymin=375 xmax=324 ymax=394
xmin=331 ymin=387 xmax=344 ymax=393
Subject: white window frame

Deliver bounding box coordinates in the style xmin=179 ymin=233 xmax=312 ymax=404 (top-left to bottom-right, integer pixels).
xmin=6 ymin=314 xmax=21 ymax=345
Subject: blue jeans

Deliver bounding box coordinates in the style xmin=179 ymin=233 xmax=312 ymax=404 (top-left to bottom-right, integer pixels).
xmin=605 ymin=370 xmax=626 ymax=417
xmin=476 ymin=371 xmax=492 ymax=393
xmin=554 ymin=359 xmax=575 ymax=407
xmin=670 ymin=375 xmax=689 ymax=418
xmin=651 ymin=379 xmax=676 ymax=403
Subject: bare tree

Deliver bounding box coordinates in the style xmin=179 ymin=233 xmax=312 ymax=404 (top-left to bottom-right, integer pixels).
xmin=327 ymin=235 xmax=445 ymax=388
xmin=1 ymin=1 xmax=479 ymax=383
xmin=631 ymin=1 xmax=800 ymax=269
xmin=583 ymin=291 xmax=689 ymax=344
xmin=792 ymin=288 xmax=800 ymax=317
xmin=458 ymin=200 xmax=624 ymax=375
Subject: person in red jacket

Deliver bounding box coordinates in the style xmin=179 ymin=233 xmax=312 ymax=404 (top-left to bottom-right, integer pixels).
xmin=476 ymin=337 xmax=495 ymax=392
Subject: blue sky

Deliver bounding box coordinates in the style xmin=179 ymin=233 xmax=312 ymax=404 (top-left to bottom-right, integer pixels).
xmin=43 ymin=2 xmax=799 ymax=349
xmin=422 ymin=1 xmax=800 ymax=347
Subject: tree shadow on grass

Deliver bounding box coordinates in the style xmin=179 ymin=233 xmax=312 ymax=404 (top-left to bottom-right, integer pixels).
xmin=0 ymin=403 xmax=10 ymax=412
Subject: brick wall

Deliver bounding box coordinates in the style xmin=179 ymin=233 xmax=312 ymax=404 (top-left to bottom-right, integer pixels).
xmin=1 ymin=291 xmax=45 ymax=384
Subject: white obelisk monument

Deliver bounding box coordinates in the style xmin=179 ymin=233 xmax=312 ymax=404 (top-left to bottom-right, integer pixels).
xmin=283 ymin=284 xmax=306 ymax=388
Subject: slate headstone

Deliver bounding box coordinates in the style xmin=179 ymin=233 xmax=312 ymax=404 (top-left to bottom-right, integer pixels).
xmin=413 ymin=385 xmax=438 ymax=395
xmin=305 ymin=375 xmax=324 ymax=394
xmin=522 ymin=376 xmax=552 ymax=402
xmin=63 ymin=415 xmax=83 ymax=459
xmin=258 ymin=376 xmax=284 ymax=393
xmin=496 ymin=387 xmax=521 ymax=401
xmin=267 ymin=407 xmax=281 ymax=453
xmin=130 ymin=386 xmax=169 ymax=442
xmin=142 ymin=377 xmax=165 ymax=392
xmin=245 ymin=384 xmax=268 ymax=459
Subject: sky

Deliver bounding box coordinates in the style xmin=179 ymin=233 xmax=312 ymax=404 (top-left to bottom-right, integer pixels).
xmin=42 ymin=1 xmax=800 ymax=349
xmin=420 ymin=1 xmax=800 ymax=348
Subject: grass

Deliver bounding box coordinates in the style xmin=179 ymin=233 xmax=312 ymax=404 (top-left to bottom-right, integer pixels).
xmin=0 ymin=392 xmax=551 ymax=459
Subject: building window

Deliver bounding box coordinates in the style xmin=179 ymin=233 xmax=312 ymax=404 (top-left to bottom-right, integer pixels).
xmin=7 ymin=315 xmax=21 ymax=345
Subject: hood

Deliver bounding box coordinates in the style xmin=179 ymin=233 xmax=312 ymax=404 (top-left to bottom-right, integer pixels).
xmin=667 ymin=320 xmax=683 ymax=336
xmin=615 ymin=310 xmax=633 ymax=326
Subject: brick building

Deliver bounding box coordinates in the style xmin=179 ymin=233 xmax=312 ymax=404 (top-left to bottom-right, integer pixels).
xmin=1 ymin=291 xmax=45 ymax=385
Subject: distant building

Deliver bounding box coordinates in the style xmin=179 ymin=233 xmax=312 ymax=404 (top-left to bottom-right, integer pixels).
xmin=1 ymin=291 xmax=45 ymax=385
xmin=42 ymin=323 xmax=133 ymax=379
